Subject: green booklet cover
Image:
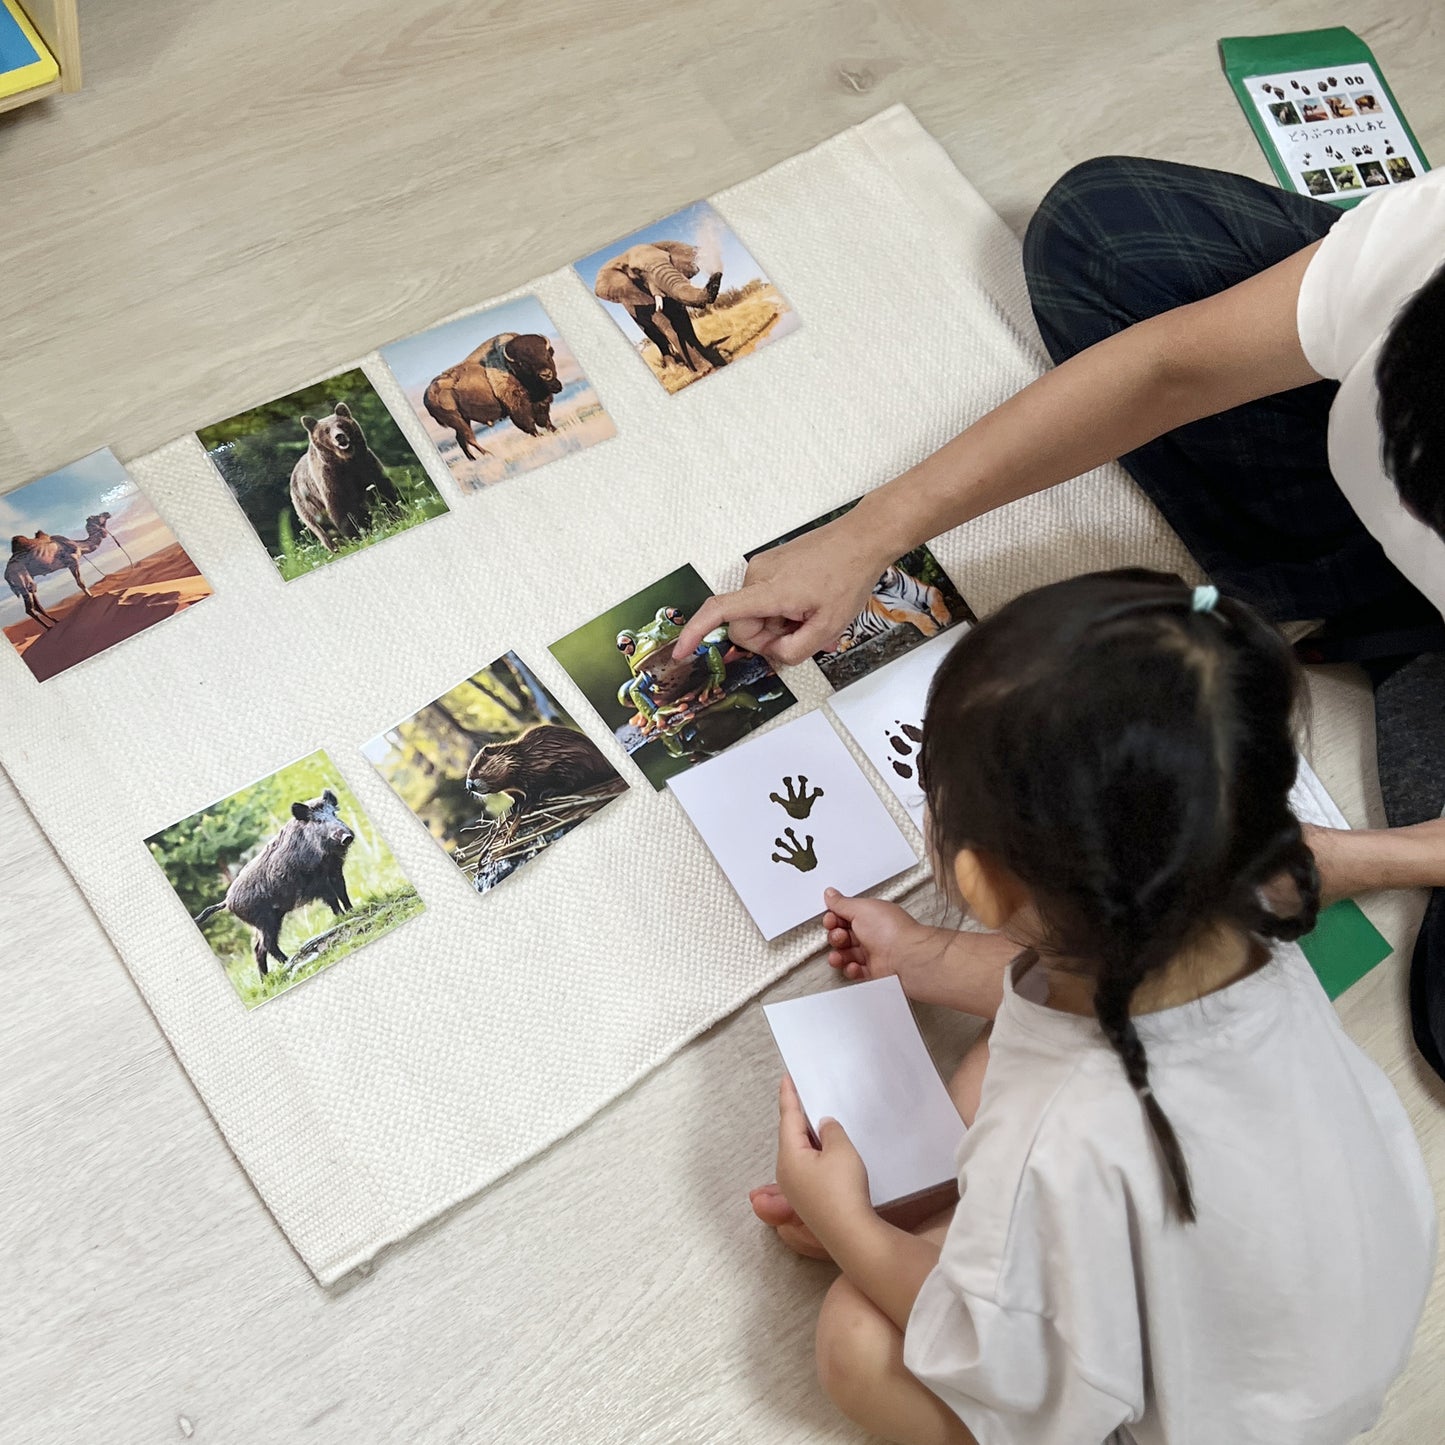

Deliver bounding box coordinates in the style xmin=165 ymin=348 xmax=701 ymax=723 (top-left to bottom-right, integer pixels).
xmin=1299 ymin=898 xmax=1393 ymax=1000
xmin=1220 ymin=28 xmax=1429 ymax=208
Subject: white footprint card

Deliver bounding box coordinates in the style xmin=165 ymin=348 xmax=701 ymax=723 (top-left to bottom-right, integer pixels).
xmin=668 ymin=711 xmax=917 ymax=941
xmin=827 ymin=629 xmax=967 ymax=829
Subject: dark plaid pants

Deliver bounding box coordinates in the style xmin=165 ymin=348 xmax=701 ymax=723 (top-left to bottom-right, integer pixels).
xmin=1021 ymin=155 xmax=1445 ymax=1077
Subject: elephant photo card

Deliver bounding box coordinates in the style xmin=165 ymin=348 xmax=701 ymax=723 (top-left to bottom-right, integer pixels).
xmin=1 ymin=447 xmax=212 ymax=683
xmin=198 ymin=368 xmax=449 ymax=581
xmin=379 ymin=295 xmax=616 ymax=490
xmin=362 ymin=651 xmax=628 ymax=898
xmin=668 ymin=710 xmax=917 ymax=941
xmin=746 ymin=500 xmax=974 ymax=690
xmin=827 ymin=629 xmax=969 ymax=831
xmin=145 ymin=750 xmax=425 ymax=1010
xmin=548 ymin=562 xmax=796 ymax=792
xmin=573 ymin=200 xmax=800 ymax=395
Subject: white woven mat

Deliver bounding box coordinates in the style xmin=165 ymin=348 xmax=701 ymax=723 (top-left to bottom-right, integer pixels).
xmin=0 ymin=106 xmax=1192 ymax=1284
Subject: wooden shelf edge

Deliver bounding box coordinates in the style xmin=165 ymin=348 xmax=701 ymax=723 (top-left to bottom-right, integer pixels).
xmin=0 ymin=76 xmax=60 ymax=113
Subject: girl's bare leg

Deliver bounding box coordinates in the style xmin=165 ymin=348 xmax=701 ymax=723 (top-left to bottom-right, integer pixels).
xmin=1307 ymin=819 xmax=1445 ymax=903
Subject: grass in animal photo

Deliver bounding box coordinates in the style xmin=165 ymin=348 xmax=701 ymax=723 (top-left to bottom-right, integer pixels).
xmin=146 ymin=750 xmax=423 ymax=1009
xmin=574 ymin=200 xmax=799 ymax=395
xmin=746 ymin=500 xmax=975 ymax=689
xmin=362 ymin=651 xmax=627 ymax=895
xmin=197 ymin=368 xmax=449 ymax=580
xmin=379 ymin=295 xmax=616 ymax=489
xmin=2 ymin=447 xmax=212 ymax=682
xmin=549 ymin=563 xmax=796 ymax=790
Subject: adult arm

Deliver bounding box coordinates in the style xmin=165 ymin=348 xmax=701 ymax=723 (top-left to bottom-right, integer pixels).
xmin=678 ymin=241 xmax=1325 ymax=662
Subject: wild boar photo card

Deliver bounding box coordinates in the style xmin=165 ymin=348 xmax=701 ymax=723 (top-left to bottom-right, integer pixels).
xmin=668 ymin=710 xmax=917 ymax=942
xmin=548 ymin=562 xmax=796 ymax=791
xmin=362 ymin=651 xmax=627 ymax=896
xmin=380 ymin=295 xmax=615 ymax=489
xmin=574 ymin=200 xmax=799 ymax=394
xmin=145 ymin=750 xmax=424 ymax=1009
xmin=197 ymin=368 xmax=448 ymax=581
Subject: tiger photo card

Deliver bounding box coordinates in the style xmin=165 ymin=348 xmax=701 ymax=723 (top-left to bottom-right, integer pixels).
xmin=745 ymin=500 xmax=974 ymax=690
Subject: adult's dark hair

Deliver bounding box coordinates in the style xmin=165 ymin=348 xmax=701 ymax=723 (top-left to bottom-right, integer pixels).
xmin=919 ymin=571 xmax=1320 ymax=1223
xmin=1378 ymin=257 xmax=1445 ymax=537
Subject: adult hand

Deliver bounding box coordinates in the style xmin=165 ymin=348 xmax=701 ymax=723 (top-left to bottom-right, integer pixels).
xmin=675 ymin=510 xmax=894 ymax=664
xmin=774 ymin=1075 xmax=872 ymax=1251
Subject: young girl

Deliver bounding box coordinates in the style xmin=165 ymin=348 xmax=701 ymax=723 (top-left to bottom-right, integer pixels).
xmin=755 ymin=571 xmax=1437 ymax=1445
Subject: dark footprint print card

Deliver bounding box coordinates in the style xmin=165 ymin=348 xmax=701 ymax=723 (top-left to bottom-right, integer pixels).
xmin=829 ymin=631 xmax=967 ymax=829
xmin=668 ymin=711 xmax=916 ymax=940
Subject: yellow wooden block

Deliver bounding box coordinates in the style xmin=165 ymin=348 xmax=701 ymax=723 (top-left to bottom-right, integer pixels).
xmin=0 ymin=0 xmax=59 ymax=100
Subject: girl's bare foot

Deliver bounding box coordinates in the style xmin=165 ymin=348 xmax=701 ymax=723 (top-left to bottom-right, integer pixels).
xmin=749 ymin=1182 xmax=832 ymax=1261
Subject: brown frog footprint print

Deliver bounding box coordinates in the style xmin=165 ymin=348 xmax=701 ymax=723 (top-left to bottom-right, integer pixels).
xmin=769 ymin=775 xmax=823 ymax=820
xmin=771 ymin=827 xmax=818 ymax=873
xmin=884 ymin=720 xmax=924 ymax=781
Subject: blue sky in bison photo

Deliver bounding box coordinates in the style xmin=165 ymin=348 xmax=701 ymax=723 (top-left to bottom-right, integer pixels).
xmin=144 ymin=749 xmax=424 ymax=1010
xmin=573 ymin=200 xmax=799 ymax=394
xmin=1 ymin=448 xmax=212 ymax=681
xmin=379 ymin=294 xmax=616 ymax=490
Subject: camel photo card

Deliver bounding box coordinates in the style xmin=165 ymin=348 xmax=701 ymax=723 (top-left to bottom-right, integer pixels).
xmin=574 ymin=200 xmax=799 ymax=394
xmin=379 ymin=295 xmax=616 ymax=490
xmin=668 ymin=711 xmax=917 ymax=941
xmin=145 ymin=750 xmax=424 ymax=1010
xmin=828 ymin=629 xmax=968 ymax=831
xmin=746 ymin=500 xmax=974 ymax=690
xmin=362 ymin=651 xmax=628 ymax=896
xmin=197 ymin=368 xmax=449 ymax=581
xmin=2 ymin=448 xmax=212 ymax=683
xmin=548 ymin=562 xmax=796 ymax=791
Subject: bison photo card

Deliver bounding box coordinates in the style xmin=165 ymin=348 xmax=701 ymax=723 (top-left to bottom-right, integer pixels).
xmin=361 ymin=651 xmax=628 ymax=897
xmin=548 ymin=562 xmax=797 ymax=791
xmin=197 ymin=368 xmax=450 ymax=581
xmin=145 ymin=750 xmax=425 ymax=1009
xmin=746 ymin=500 xmax=974 ymax=690
xmin=668 ymin=711 xmax=918 ymax=942
xmin=574 ymin=200 xmax=799 ymax=395
xmin=2 ymin=447 xmax=212 ymax=683
xmin=379 ymin=295 xmax=616 ymax=490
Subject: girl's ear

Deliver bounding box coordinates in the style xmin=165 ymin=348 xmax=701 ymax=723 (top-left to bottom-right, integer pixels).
xmin=953 ymin=847 xmax=1028 ymax=931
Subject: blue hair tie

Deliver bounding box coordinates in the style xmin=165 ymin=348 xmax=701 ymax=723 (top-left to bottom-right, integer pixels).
xmin=1191 ymin=584 xmax=1220 ymax=614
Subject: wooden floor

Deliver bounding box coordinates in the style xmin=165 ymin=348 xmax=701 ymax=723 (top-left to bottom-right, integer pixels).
xmin=3 ymin=2 xmax=1442 ymax=1440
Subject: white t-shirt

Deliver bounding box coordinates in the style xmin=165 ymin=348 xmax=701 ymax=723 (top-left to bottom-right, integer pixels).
xmin=1296 ymin=170 xmax=1445 ymax=619
xmin=903 ymin=944 xmax=1436 ymax=1445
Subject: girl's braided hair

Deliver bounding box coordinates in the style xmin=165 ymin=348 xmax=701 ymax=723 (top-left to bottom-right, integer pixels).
xmin=920 ymin=570 xmax=1319 ymax=1223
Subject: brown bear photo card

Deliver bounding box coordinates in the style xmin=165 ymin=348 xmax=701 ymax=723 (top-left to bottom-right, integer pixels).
xmin=2 ymin=447 xmax=213 ymax=682
xmin=379 ymin=295 xmax=616 ymax=490
xmin=145 ymin=750 xmax=424 ymax=1010
xmin=746 ymin=499 xmax=975 ymax=689
xmin=574 ymin=200 xmax=799 ymax=394
xmin=197 ymin=369 xmax=450 ymax=581
xmin=362 ymin=651 xmax=628 ymax=897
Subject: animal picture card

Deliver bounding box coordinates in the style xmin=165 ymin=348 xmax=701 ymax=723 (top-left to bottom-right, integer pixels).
xmin=145 ymin=750 xmax=424 ymax=1010
xmin=548 ymin=562 xmax=797 ymax=791
xmin=362 ymin=651 xmax=628 ymax=896
xmin=746 ymin=500 xmax=974 ymax=690
xmin=573 ymin=200 xmax=799 ymax=394
xmin=764 ymin=976 xmax=966 ymax=1208
xmin=1 ymin=447 xmax=212 ymax=683
xmin=197 ymin=368 xmax=449 ymax=581
xmin=828 ymin=629 xmax=967 ymax=830
xmin=1221 ymin=28 xmax=1429 ymax=205
xmin=379 ymin=295 xmax=616 ymax=490
xmin=668 ymin=711 xmax=917 ymax=941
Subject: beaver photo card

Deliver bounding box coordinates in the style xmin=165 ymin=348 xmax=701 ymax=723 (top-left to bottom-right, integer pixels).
xmin=746 ymin=500 xmax=975 ymax=690
xmin=362 ymin=651 xmax=628 ymax=897
xmin=548 ymin=562 xmax=797 ymax=791
xmin=145 ymin=750 xmax=425 ymax=1010
xmin=197 ymin=368 xmax=449 ymax=581
xmin=574 ymin=200 xmax=800 ymax=395
xmin=827 ymin=629 xmax=968 ymax=830
xmin=379 ymin=295 xmax=616 ymax=490
xmin=668 ymin=711 xmax=917 ymax=941
xmin=1 ymin=447 xmax=213 ymax=683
